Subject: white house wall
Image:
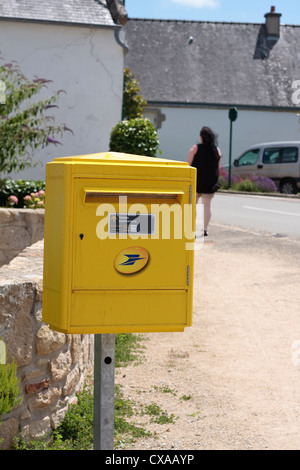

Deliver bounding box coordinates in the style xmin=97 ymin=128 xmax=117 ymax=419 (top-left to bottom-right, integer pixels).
xmin=0 ymin=21 xmax=124 ymax=180
xmin=145 ymin=106 xmax=300 ymax=166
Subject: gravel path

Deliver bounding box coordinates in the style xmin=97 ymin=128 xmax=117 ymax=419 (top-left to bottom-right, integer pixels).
xmin=116 ymin=223 xmax=300 ymax=450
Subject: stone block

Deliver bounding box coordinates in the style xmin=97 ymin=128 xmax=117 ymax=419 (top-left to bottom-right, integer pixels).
xmin=22 ymin=416 xmax=51 ymax=441
xmin=0 ymin=282 xmax=34 ymax=366
xmin=36 ymin=325 xmax=66 ymax=356
xmin=25 ymin=379 xmax=50 ymax=394
xmin=50 ymin=351 xmax=72 ymax=382
xmin=28 ymin=385 xmax=61 ymax=411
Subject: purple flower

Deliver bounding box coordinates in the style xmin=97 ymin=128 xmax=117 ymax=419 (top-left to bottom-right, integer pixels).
xmin=44 ymin=104 xmax=58 ymax=110
xmin=62 ymin=125 xmax=74 ymax=134
xmin=249 ymin=175 xmax=278 ymax=192
xmin=33 ymin=78 xmax=52 ymax=84
xmin=47 ymin=136 xmax=62 ymax=145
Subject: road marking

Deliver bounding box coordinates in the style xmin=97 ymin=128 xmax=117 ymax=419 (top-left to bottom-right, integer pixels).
xmin=243 ymin=205 xmax=300 ymax=217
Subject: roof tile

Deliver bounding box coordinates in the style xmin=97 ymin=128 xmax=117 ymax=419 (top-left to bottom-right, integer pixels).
xmin=0 ymin=0 xmax=115 ymax=27
xmin=124 ymin=18 xmax=300 ymax=108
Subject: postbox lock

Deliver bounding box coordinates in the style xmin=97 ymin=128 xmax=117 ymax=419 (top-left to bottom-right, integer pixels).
xmin=114 ymin=246 xmax=149 ymax=275
xmin=79 ymin=233 xmax=84 ymax=240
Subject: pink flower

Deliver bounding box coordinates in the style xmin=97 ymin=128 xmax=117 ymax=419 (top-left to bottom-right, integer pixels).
xmin=9 ymin=195 xmax=18 ymax=204
xmin=24 ymin=195 xmax=32 ymax=201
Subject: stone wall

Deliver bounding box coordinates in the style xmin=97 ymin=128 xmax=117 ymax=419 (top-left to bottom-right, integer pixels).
xmin=0 ymin=208 xmax=45 ymax=267
xmin=0 ymin=240 xmax=94 ymax=449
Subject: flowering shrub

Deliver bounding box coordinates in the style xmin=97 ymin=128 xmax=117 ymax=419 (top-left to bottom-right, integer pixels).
xmin=219 ymin=166 xmax=242 ymax=188
xmin=23 ymin=190 xmax=45 ymax=209
xmin=233 ymin=179 xmax=260 ymax=192
xmin=219 ymin=167 xmax=278 ymax=193
xmin=0 ymin=60 xmax=72 ymax=175
xmin=248 ymin=175 xmax=278 ymax=192
xmin=0 ymin=179 xmax=45 ymax=207
xmin=6 ymin=190 xmax=45 ymax=208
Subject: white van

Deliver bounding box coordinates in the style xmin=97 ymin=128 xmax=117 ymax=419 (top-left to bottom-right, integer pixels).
xmin=231 ymin=141 xmax=300 ymax=194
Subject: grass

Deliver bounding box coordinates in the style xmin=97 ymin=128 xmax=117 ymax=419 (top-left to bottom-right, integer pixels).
xmin=180 ymin=394 xmax=192 ymax=401
xmin=14 ymin=382 xmax=151 ymax=450
xmin=140 ymin=402 xmax=177 ymax=425
xmin=153 ymin=385 xmax=177 ymax=396
xmin=115 ymin=333 xmax=145 ymax=367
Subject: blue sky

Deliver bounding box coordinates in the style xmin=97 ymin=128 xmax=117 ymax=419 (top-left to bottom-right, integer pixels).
xmin=124 ymin=0 xmax=300 ymax=25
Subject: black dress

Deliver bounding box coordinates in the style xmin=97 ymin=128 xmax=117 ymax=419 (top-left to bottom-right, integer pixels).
xmin=191 ymin=143 xmax=220 ymax=194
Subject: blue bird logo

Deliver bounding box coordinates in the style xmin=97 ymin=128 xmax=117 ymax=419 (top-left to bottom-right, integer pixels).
xmin=119 ymin=254 xmax=145 ymax=266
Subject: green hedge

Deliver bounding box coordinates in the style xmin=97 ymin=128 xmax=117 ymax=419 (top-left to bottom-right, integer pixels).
xmin=109 ymin=118 xmax=159 ymax=157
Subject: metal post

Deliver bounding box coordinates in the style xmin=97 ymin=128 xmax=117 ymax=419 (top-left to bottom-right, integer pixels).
xmin=228 ymin=119 xmax=233 ymax=189
xmin=93 ymin=334 xmax=115 ymax=450
xmin=228 ymin=107 xmax=238 ymax=189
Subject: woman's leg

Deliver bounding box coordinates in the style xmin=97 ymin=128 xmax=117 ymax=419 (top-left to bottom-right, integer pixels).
xmin=202 ymin=194 xmax=214 ymax=232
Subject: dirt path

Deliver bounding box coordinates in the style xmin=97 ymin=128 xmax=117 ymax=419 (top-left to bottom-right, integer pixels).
xmin=116 ymin=223 xmax=300 ymax=450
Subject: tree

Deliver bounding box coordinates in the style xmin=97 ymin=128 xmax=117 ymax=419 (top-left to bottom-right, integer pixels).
xmin=0 ymin=60 xmax=72 ymax=176
xmin=110 ymin=68 xmax=159 ymax=157
xmin=123 ymin=68 xmax=147 ymax=120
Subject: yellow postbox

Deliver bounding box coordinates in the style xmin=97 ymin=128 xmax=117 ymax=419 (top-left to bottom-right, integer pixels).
xmin=42 ymin=152 xmax=196 ymax=334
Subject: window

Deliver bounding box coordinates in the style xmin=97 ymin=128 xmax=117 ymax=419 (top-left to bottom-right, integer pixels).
xmin=281 ymin=147 xmax=298 ymax=163
xmin=237 ymin=149 xmax=259 ymax=166
xmin=263 ymin=148 xmax=280 ymax=164
xmin=263 ymin=147 xmax=298 ymax=164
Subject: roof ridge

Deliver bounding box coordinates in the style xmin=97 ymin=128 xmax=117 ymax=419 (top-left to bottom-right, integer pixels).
xmin=127 ymin=17 xmax=300 ymax=28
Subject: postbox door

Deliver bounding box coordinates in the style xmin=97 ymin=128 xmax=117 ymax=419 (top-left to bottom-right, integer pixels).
xmin=72 ymin=178 xmax=194 ymax=291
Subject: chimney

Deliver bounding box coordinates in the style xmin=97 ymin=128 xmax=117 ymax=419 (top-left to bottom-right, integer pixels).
xmin=106 ymin=0 xmax=128 ymax=26
xmin=264 ymin=6 xmax=281 ymax=40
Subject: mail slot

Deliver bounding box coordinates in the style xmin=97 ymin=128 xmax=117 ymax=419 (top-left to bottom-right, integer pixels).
xmin=42 ymin=152 xmax=196 ymax=334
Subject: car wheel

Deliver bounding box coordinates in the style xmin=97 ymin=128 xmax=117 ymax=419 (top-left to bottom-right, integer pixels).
xmin=280 ymin=179 xmax=297 ymax=194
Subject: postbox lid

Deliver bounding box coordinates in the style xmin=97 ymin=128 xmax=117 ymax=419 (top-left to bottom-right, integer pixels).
xmin=52 ymin=152 xmax=188 ymax=167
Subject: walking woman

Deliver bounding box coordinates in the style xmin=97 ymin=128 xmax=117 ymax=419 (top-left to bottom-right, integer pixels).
xmin=187 ymin=126 xmax=221 ymax=236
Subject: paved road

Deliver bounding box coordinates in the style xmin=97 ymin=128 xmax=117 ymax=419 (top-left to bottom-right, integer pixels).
xmin=209 ymin=192 xmax=300 ymax=241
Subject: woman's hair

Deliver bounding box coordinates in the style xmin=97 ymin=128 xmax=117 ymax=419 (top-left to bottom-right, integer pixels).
xmin=200 ymin=126 xmax=217 ymax=146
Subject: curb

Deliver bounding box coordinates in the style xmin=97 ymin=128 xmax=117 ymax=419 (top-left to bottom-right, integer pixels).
xmin=218 ymin=190 xmax=300 ymax=199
